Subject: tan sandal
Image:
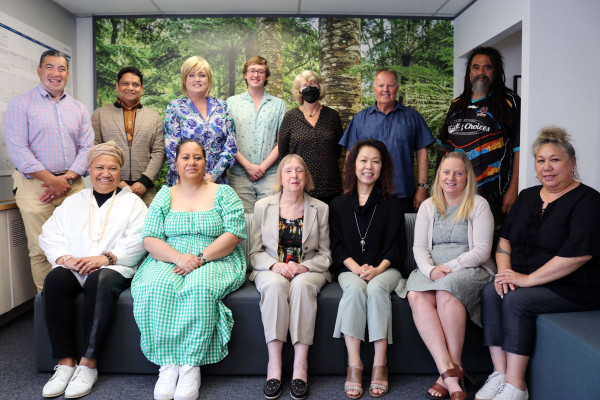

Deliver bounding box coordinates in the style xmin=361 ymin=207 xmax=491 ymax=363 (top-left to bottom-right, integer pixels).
xmin=369 ymin=365 xmax=388 ymax=398
xmin=345 ymin=363 xmax=363 ymax=399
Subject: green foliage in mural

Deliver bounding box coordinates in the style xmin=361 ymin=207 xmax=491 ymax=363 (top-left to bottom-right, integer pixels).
xmin=94 ymin=16 xmax=453 ymax=187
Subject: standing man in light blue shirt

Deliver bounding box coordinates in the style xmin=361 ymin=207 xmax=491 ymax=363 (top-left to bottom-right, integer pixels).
xmin=339 ymin=68 xmax=434 ymax=213
xmin=5 ymin=49 xmax=93 ymax=291
xmin=227 ymin=56 xmax=287 ymax=213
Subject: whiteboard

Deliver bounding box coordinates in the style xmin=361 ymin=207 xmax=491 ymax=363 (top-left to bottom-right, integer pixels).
xmin=0 ymin=11 xmax=73 ymax=176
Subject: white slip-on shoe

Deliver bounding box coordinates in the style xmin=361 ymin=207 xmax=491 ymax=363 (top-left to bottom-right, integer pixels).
xmin=42 ymin=364 xmax=77 ymax=398
xmin=493 ymin=383 xmax=529 ymax=400
xmin=64 ymin=366 xmax=98 ymax=399
xmin=174 ymin=365 xmax=200 ymax=400
xmin=154 ymin=365 xmax=180 ymax=400
xmin=475 ymin=371 xmax=506 ymax=400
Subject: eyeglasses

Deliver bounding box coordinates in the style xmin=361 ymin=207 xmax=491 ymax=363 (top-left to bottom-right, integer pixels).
xmin=299 ymin=82 xmax=319 ymax=90
xmin=247 ymin=69 xmax=266 ymax=75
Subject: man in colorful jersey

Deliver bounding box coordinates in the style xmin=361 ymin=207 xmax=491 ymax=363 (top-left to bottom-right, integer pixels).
xmin=438 ymin=46 xmax=521 ymax=217
xmin=5 ymin=49 xmax=94 ymax=291
xmin=226 ymin=56 xmax=286 ymax=214
xmin=92 ymin=66 xmax=165 ymax=206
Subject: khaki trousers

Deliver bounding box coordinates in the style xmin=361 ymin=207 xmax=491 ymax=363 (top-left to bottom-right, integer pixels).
xmin=12 ymin=171 xmax=84 ymax=291
xmin=254 ymin=270 xmax=327 ymax=345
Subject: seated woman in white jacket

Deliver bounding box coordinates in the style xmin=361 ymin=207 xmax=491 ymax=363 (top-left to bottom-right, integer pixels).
xmin=38 ymin=141 xmax=147 ymax=399
xmin=397 ymin=152 xmax=495 ymax=400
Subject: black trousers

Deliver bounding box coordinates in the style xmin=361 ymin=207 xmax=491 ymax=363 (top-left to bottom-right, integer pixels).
xmin=481 ymin=281 xmax=597 ymax=356
xmin=43 ymin=267 xmax=130 ymax=360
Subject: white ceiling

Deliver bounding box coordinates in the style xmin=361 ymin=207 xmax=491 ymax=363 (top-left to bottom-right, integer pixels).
xmin=51 ymin=0 xmax=476 ymax=19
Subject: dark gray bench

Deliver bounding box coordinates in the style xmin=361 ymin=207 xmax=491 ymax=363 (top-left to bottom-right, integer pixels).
xmin=35 ymin=213 xmax=493 ymax=375
xmin=528 ymin=310 xmax=600 ymax=398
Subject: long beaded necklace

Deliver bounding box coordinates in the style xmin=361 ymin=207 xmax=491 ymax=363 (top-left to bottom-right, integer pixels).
xmin=88 ymin=189 xmax=117 ymax=242
xmin=439 ymin=212 xmax=456 ymax=242
xmin=354 ymin=204 xmax=377 ymax=252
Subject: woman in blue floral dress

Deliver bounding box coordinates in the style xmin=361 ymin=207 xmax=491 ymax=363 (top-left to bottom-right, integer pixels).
xmin=164 ymin=56 xmax=237 ymax=185
xmin=132 ymin=139 xmax=246 ymax=400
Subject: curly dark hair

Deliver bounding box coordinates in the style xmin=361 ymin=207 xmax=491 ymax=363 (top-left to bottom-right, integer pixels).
xmin=342 ymin=139 xmax=394 ymax=197
xmin=455 ymin=46 xmax=514 ymax=124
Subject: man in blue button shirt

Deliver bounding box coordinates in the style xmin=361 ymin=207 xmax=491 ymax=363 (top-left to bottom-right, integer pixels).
xmin=339 ymin=68 xmax=434 ymax=212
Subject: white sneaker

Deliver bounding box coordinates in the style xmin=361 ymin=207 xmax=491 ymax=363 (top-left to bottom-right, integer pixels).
xmin=174 ymin=365 xmax=200 ymax=400
xmin=42 ymin=364 xmax=77 ymax=398
xmin=154 ymin=365 xmax=179 ymax=400
xmin=64 ymin=366 xmax=98 ymax=398
xmin=493 ymin=383 xmax=529 ymax=400
xmin=475 ymin=371 xmax=506 ymax=400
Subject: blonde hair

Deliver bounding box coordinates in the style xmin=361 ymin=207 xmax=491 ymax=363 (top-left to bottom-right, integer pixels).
xmin=532 ymin=126 xmax=579 ymax=179
xmin=292 ymin=70 xmax=327 ymax=104
xmin=431 ymin=152 xmax=477 ymax=222
xmin=274 ymin=154 xmax=315 ymax=192
xmin=180 ymin=56 xmax=213 ymax=97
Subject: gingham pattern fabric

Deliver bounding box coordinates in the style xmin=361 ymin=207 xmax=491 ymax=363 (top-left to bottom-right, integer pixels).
xmin=131 ymin=184 xmax=247 ymax=366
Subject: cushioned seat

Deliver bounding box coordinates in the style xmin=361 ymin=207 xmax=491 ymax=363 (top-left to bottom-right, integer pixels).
xmin=528 ymin=310 xmax=600 ymax=398
xmin=34 ymin=213 xmax=493 ymax=375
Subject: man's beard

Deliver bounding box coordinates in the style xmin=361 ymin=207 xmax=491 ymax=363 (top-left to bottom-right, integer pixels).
xmin=471 ymin=75 xmax=491 ymax=96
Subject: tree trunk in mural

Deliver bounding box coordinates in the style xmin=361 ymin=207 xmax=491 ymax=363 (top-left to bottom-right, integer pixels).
xmin=257 ymin=18 xmax=284 ymax=99
xmin=318 ymin=18 xmax=362 ymax=130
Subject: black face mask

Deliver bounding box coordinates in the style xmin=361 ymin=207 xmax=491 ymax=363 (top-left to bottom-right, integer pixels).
xmin=301 ymin=86 xmax=320 ymax=104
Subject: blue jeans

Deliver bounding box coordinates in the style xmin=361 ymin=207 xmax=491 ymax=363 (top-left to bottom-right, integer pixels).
xmin=481 ymin=281 xmax=597 ymax=356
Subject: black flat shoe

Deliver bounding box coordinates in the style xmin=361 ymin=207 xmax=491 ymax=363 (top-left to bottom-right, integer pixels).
xmin=290 ymin=379 xmax=309 ymax=400
xmin=264 ymin=378 xmax=282 ymax=400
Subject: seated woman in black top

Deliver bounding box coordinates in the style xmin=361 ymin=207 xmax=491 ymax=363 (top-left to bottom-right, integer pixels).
xmin=476 ymin=127 xmax=600 ymax=400
xmin=329 ymin=139 xmax=406 ymax=398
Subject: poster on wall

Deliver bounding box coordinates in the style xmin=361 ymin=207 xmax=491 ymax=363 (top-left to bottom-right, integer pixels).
xmin=95 ymin=17 xmax=455 ymax=186
xmin=0 ymin=11 xmax=72 ymax=176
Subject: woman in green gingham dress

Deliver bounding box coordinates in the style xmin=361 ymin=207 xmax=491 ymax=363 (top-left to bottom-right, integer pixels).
xmin=131 ymin=139 xmax=246 ymax=400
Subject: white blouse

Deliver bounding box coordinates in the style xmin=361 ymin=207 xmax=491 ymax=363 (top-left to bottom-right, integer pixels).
xmin=39 ymin=187 xmax=148 ymax=285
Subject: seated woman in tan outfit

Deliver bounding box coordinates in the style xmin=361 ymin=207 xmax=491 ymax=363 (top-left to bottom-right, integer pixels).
xmin=250 ymin=154 xmax=332 ymax=400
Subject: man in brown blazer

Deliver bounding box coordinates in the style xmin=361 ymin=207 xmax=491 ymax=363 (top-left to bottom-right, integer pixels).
xmin=92 ymin=67 xmax=164 ymax=206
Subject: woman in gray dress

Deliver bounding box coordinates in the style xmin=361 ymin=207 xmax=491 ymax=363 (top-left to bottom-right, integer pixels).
xmin=400 ymin=152 xmax=495 ymax=400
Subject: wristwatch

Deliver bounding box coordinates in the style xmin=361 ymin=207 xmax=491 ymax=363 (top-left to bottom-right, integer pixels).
xmin=198 ymin=252 xmax=207 ymax=266
xmin=417 ymin=183 xmax=429 ymax=189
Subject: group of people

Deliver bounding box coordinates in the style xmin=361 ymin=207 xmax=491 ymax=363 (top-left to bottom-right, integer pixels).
xmin=3 ymin=44 xmax=599 ymax=400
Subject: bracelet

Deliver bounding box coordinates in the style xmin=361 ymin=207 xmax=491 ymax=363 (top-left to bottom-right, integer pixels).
xmin=103 ymin=252 xmax=117 ymax=265
xmin=175 ymin=253 xmax=183 ymax=266
xmin=61 ymin=255 xmax=72 ymax=265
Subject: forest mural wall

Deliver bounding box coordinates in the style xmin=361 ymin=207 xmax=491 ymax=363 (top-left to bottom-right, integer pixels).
xmin=95 ymin=17 xmax=454 ymax=184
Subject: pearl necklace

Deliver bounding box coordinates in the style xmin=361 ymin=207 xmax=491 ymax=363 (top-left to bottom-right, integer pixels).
xmin=88 ymin=189 xmax=117 ymax=242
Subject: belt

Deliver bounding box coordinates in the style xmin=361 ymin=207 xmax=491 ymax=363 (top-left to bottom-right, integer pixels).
xmin=52 ymin=172 xmax=67 ymax=176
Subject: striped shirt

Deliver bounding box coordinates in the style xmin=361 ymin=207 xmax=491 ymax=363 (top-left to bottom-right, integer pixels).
xmin=4 ymin=85 xmax=94 ymax=178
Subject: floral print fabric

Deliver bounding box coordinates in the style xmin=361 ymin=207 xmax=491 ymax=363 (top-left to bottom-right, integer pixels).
xmin=164 ymin=96 xmax=237 ymax=185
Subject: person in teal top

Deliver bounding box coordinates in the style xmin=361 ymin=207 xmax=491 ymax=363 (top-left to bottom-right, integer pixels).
xmin=131 ymin=139 xmax=246 ymax=400
xmin=227 ymin=56 xmax=287 ymax=214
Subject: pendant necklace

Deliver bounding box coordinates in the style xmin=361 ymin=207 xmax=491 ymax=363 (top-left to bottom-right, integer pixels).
xmin=301 ymin=105 xmax=321 ymax=117
xmin=439 ymin=215 xmax=455 ymax=242
xmin=354 ymin=204 xmax=377 ymax=252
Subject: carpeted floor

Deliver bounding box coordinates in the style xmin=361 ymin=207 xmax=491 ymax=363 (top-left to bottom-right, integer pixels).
xmin=0 ymin=310 xmax=485 ymax=399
